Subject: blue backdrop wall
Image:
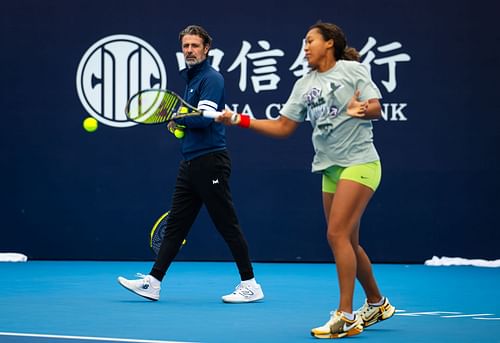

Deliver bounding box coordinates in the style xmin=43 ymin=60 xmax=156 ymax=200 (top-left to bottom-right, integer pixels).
xmin=1 ymin=0 xmax=499 ymax=262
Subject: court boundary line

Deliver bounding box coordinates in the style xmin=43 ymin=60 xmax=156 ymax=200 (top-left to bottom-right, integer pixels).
xmin=395 ymin=310 xmax=500 ymax=320
xmin=0 ymin=332 xmax=199 ymax=343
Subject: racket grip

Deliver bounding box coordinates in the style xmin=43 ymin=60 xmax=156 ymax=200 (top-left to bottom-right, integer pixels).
xmin=201 ymin=110 xmax=222 ymax=119
xmin=230 ymin=113 xmax=239 ymax=124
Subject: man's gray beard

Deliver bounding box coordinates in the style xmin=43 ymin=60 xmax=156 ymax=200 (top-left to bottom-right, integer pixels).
xmin=186 ymin=59 xmax=201 ymax=68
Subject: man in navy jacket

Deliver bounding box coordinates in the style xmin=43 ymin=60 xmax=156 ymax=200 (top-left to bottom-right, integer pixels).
xmin=118 ymin=25 xmax=264 ymax=304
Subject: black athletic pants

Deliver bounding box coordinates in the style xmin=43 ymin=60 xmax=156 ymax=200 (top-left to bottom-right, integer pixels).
xmin=150 ymin=150 xmax=254 ymax=281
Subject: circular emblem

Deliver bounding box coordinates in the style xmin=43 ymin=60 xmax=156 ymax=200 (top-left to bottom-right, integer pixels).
xmin=76 ymin=34 xmax=167 ymax=128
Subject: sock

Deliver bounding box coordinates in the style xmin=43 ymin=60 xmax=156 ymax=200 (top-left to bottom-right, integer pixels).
xmin=241 ymin=278 xmax=257 ymax=287
xmin=342 ymin=311 xmax=355 ymax=321
xmin=369 ymin=296 xmax=385 ymax=306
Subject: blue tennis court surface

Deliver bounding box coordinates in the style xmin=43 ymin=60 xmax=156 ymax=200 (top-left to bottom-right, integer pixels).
xmin=0 ymin=261 xmax=499 ymax=343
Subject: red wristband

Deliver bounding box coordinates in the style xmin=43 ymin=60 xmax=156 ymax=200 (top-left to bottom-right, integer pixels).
xmin=238 ymin=114 xmax=251 ymax=128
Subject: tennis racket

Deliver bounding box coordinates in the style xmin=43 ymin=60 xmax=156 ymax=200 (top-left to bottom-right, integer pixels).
xmin=149 ymin=211 xmax=186 ymax=255
xmin=125 ymin=89 xmax=221 ymax=124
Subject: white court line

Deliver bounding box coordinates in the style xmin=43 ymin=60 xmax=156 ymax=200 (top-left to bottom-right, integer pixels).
xmin=442 ymin=314 xmax=493 ymax=318
xmin=396 ymin=311 xmax=461 ymax=316
xmin=0 ymin=332 xmax=198 ymax=343
xmin=388 ymin=309 xmax=500 ymax=320
xmin=473 ymin=317 xmax=500 ymax=320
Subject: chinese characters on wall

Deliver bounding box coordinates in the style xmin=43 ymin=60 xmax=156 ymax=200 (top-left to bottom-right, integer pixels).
xmin=176 ymin=37 xmax=411 ymax=120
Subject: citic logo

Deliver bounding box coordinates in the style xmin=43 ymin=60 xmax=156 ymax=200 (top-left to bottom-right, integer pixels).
xmin=76 ymin=34 xmax=167 ymax=128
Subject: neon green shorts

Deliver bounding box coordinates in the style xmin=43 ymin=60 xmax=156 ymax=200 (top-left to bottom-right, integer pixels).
xmin=322 ymin=161 xmax=382 ymax=193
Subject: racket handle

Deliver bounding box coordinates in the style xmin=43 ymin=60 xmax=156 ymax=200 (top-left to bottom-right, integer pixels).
xmin=230 ymin=113 xmax=239 ymax=123
xmin=201 ymin=110 xmax=222 ymax=119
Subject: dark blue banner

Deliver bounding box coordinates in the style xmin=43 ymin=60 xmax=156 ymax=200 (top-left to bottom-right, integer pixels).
xmin=1 ymin=0 xmax=499 ymax=262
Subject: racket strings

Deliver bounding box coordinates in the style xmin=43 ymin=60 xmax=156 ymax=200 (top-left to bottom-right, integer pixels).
xmin=147 ymin=93 xmax=178 ymax=124
xmin=126 ymin=89 xmax=202 ymax=124
xmin=129 ymin=91 xmax=179 ymax=124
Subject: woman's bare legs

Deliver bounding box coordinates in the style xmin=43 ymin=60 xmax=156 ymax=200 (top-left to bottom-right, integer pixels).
xmin=322 ymin=179 xmax=382 ymax=312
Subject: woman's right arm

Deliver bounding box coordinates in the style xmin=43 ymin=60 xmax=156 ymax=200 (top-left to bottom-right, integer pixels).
xmin=216 ymin=112 xmax=300 ymax=138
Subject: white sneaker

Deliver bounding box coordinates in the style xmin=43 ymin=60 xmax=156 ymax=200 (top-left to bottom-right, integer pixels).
xmin=117 ymin=274 xmax=160 ymax=301
xmin=221 ymin=282 xmax=264 ymax=303
xmin=355 ymin=297 xmax=396 ymax=327
xmin=311 ymin=310 xmax=364 ymax=339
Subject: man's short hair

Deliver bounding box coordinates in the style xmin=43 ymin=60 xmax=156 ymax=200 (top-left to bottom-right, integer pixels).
xmin=179 ymin=25 xmax=213 ymax=47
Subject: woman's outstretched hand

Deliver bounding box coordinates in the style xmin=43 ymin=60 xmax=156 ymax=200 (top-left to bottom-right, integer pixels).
xmin=346 ymin=90 xmax=369 ymax=118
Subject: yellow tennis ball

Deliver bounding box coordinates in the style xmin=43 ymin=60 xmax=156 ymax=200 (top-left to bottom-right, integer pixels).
xmin=174 ymin=128 xmax=185 ymax=139
xmin=179 ymin=106 xmax=189 ymax=114
xmin=182 ymin=239 xmax=187 ymax=246
xmin=83 ymin=117 xmax=98 ymax=132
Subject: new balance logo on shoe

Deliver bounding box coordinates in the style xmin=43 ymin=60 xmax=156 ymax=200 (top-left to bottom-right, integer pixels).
xmin=117 ymin=275 xmax=161 ymax=301
xmin=239 ymin=289 xmax=255 ymax=296
xmin=221 ymin=282 xmax=264 ymax=303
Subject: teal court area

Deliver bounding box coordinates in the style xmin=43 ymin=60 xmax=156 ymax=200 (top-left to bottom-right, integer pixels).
xmin=0 ymin=261 xmax=499 ymax=343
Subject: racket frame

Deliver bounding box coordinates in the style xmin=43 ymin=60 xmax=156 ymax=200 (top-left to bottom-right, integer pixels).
xmin=125 ymin=88 xmax=221 ymax=124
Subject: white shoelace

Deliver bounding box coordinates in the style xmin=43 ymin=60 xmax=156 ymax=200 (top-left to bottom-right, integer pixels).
xmin=232 ymin=283 xmax=251 ymax=294
xmin=134 ymin=273 xmax=151 ymax=288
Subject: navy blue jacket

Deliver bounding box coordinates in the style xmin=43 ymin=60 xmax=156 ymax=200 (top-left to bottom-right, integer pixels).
xmin=176 ymin=59 xmax=226 ymax=161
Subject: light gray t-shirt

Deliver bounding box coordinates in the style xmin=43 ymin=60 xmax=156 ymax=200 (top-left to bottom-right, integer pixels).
xmin=280 ymin=60 xmax=382 ymax=172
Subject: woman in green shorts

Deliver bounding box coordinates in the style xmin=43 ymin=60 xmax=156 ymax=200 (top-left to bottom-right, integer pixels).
xmin=216 ymin=22 xmax=395 ymax=339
